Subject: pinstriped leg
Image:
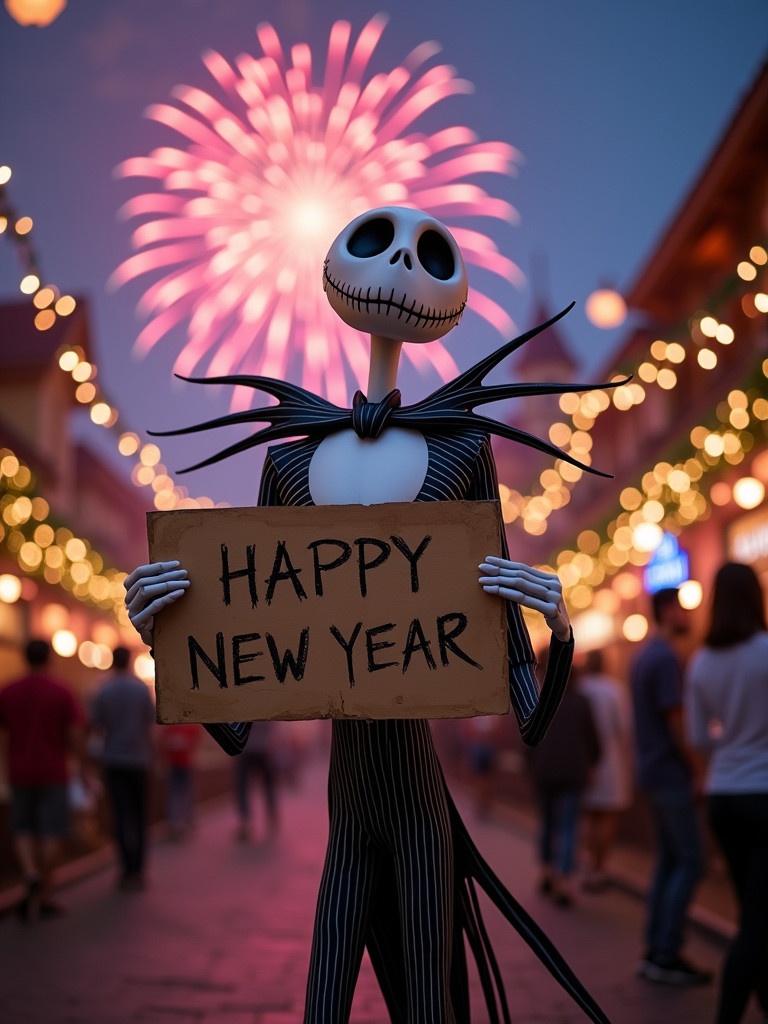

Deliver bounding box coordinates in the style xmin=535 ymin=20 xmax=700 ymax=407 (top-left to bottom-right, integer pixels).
xmin=394 ymin=815 xmax=455 ymax=1023
xmin=351 ymin=719 xmax=456 ymax=1022
xmin=364 ymin=823 xmax=455 ymax=1024
xmin=366 ymin=864 xmax=408 ymax=1023
xmin=347 ymin=724 xmax=410 ymax=1022
xmin=391 ymin=723 xmax=455 ymax=1024
xmin=304 ymin=814 xmax=380 ymax=1023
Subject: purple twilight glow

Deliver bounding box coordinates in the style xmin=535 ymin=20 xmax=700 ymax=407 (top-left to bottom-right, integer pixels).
xmin=111 ymin=14 xmax=522 ymax=407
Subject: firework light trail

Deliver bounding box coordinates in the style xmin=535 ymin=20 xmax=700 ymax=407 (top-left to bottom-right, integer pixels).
xmin=112 ymin=14 xmax=523 ymax=407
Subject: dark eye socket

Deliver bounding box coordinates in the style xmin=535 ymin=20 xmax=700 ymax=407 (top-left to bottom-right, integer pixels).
xmin=347 ymin=217 xmax=395 ymax=258
xmin=417 ymin=229 xmax=455 ymax=281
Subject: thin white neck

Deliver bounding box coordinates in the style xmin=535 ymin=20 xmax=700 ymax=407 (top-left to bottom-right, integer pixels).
xmin=366 ymin=334 xmax=403 ymax=402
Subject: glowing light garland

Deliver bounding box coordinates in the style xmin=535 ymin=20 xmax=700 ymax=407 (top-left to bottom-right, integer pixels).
xmin=1 ymin=168 xmax=129 ymax=623
xmin=499 ymin=242 xmax=768 ymax=543
xmin=519 ymin=242 xmax=768 ymax=629
xmin=0 ymin=166 xmax=231 ymax=631
xmin=0 ymin=166 xmax=224 ymax=517
xmin=111 ymin=14 xmax=522 ymax=406
xmin=0 ymin=447 xmax=130 ymax=625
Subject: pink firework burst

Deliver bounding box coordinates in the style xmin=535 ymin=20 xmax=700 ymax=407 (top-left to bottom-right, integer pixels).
xmin=112 ymin=14 xmax=522 ymax=407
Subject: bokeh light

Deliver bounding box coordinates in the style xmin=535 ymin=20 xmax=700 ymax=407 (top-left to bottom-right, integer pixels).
xmin=733 ymin=476 xmax=765 ymax=510
xmin=0 ymin=574 xmax=22 ymax=603
xmin=52 ymin=628 xmax=78 ymax=658
xmin=585 ymin=287 xmax=627 ymax=329
xmin=678 ymin=579 xmax=703 ymax=610
xmin=5 ymin=0 xmax=67 ymax=27
xmin=622 ymin=614 xmax=649 ymax=643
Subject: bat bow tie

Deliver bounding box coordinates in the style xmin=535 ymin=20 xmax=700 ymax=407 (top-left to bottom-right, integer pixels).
xmin=150 ymin=303 xmax=628 ymax=479
xmin=351 ymin=389 xmax=402 ymax=439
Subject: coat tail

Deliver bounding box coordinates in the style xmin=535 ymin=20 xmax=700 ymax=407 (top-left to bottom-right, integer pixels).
xmin=448 ymin=789 xmax=611 ymax=1024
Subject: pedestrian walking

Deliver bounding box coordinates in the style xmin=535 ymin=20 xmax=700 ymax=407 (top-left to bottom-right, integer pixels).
xmin=528 ymin=670 xmax=601 ymax=907
xmin=0 ymin=637 xmax=85 ymax=920
xmin=578 ymin=649 xmax=633 ymax=892
xmin=686 ymin=562 xmax=768 ymax=1023
xmin=461 ymin=714 xmax=502 ymax=819
xmin=158 ymin=722 xmax=202 ymax=839
xmin=234 ymin=720 xmax=279 ymax=842
xmin=89 ymin=646 xmax=155 ymax=890
xmin=630 ymin=587 xmax=712 ymax=987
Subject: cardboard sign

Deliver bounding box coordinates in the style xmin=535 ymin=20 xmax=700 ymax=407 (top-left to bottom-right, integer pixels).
xmin=148 ymin=500 xmax=509 ymax=723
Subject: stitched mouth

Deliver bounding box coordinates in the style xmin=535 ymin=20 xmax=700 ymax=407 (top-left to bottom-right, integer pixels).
xmin=323 ymin=262 xmax=465 ymax=330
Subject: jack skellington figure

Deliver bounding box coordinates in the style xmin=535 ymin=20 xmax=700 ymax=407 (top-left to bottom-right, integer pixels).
xmin=126 ymin=207 xmax=613 ymax=1023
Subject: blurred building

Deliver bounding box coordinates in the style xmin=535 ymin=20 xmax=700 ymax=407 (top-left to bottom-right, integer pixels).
xmin=495 ymin=59 xmax=768 ymax=670
xmin=0 ymin=297 xmax=150 ymax=695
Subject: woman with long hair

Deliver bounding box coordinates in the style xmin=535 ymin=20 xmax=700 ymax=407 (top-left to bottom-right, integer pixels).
xmin=685 ymin=562 xmax=768 ymax=1024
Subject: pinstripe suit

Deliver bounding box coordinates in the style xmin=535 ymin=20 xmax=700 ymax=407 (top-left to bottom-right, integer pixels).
xmin=159 ymin=303 xmax=613 ymax=1020
xmin=205 ymin=422 xmax=612 ymax=1024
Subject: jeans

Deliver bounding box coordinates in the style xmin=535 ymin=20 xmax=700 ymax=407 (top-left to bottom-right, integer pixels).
xmin=709 ymin=792 xmax=768 ymax=1024
xmin=644 ymin=786 xmax=704 ymax=960
xmin=536 ymin=786 xmax=582 ymax=876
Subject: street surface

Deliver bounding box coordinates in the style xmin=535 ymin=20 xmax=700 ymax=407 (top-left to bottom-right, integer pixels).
xmin=0 ymin=746 xmax=760 ymax=1024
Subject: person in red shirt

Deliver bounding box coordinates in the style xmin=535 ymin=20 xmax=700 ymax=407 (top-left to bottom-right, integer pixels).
xmin=0 ymin=638 xmax=84 ymax=920
xmin=158 ymin=723 xmax=202 ymax=839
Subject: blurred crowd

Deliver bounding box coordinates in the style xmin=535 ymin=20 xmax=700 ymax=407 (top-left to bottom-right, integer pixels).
xmin=0 ymin=643 xmax=314 ymax=911
xmin=456 ymin=561 xmax=768 ymax=1024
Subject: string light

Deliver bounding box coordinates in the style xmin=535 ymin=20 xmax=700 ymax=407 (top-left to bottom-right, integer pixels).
xmin=0 ymin=170 xmax=222 ymax=514
xmin=504 ymin=240 xmax=768 ymax=633
xmin=498 ymin=240 xmax=768 ymax=541
xmin=547 ymin=373 xmax=768 ymax=611
xmin=1 ymin=446 xmax=130 ymax=624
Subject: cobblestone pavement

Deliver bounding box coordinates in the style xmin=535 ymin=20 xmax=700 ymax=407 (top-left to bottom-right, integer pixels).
xmin=0 ymin=748 xmax=761 ymax=1024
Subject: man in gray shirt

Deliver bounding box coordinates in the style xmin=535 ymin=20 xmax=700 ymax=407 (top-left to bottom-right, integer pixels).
xmin=90 ymin=647 xmax=155 ymax=890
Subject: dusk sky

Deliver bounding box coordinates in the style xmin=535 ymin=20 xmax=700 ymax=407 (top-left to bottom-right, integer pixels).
xmin=1 ymin=0 xmax=767 ymax=511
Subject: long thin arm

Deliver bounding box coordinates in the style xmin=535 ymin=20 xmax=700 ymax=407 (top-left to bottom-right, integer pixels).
xmin=469 ymin=437 xmax=573 ymax=744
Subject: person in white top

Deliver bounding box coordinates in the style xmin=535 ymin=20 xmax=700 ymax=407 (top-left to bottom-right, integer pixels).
xmin=578 ymin=649 xmax=633 ymax=892
xmin=685 ymin=561 xmax=768 ymax=1024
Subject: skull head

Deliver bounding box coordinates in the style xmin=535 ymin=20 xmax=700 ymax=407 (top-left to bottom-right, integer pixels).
xmin=323 ymin=207 xmax=468 ymax=343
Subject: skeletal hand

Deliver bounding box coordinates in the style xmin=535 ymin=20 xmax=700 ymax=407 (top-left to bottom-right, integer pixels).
xmin=123 ymin=560 xmax=190 ymax=648
xmin=478 ymin=556 xmax=571 ymax=643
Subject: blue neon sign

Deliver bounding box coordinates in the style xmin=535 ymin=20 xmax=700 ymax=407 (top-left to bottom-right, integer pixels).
xmin=643 ymin=532 xmax=690 ymax=594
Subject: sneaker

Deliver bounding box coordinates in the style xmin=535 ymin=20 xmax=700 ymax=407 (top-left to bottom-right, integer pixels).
xmin=637 ymin=953 xmax=712 ymax=986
